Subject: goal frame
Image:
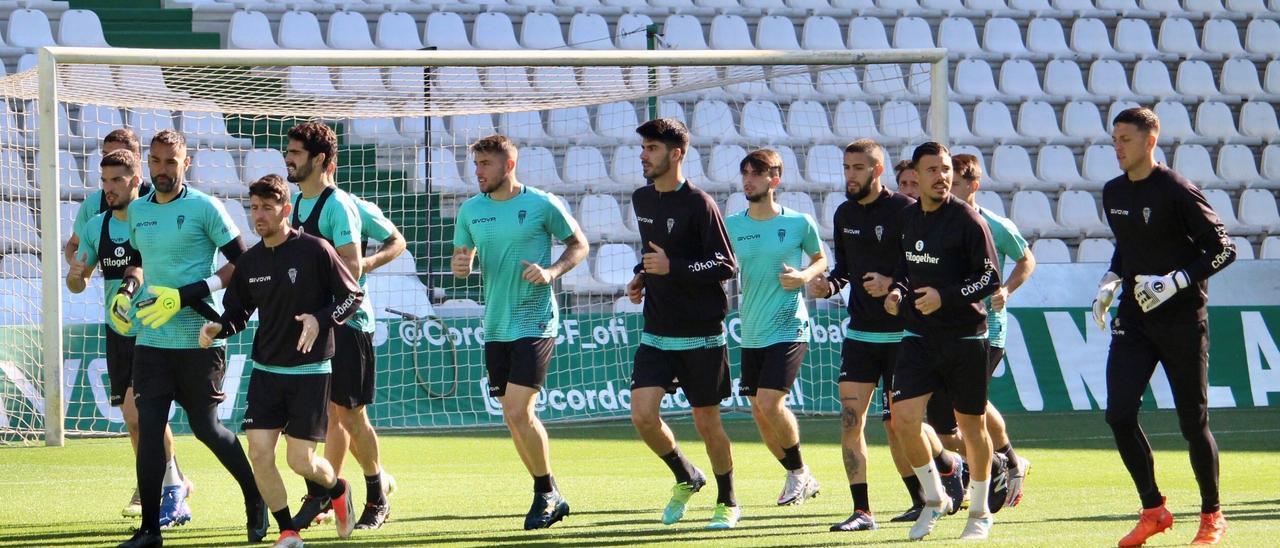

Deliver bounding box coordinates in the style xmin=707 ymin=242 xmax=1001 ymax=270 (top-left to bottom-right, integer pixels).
xmin=36 ymin=46 xmax=949 ymax=446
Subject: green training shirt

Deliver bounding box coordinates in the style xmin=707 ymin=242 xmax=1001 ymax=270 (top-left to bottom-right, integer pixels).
xmin=724 ymin=207 xmax=822 ymax=348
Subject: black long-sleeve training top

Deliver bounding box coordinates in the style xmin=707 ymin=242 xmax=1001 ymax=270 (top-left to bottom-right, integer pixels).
xmin=1103 ymin=164 xmax=1235 ymax=323
xmin=214 ymin=228 xmax=364 ymax=367
xmin=891 ymin=195 xmax=1001 ymax=339
xmin=828 ymin=187 xmax=917 ymax=335
xmin=631 ymin=181 xmax=738 ymax=337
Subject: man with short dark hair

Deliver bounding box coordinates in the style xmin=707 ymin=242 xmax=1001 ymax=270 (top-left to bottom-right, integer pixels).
xmin=200 ymin=175 xmax=364 ymax=547
xmin=884 ymin=142 xmax=1001 ymax=541
xmin=626 ymin=118 xmax=741 ymax=529
xmin=894 ymin=159 xmax=919 ymax=200
xmin=1098 ymin=107 xmax=1234 ymax=547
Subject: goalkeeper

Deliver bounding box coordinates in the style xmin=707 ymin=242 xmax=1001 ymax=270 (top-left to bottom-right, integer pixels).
xmin=1095 ymin=107 xmax=1234 ymax=547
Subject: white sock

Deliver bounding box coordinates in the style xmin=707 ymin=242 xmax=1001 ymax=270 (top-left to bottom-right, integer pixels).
xmin=788 ymin=465 xmax=808 ymax=476
xmin=912 ymin=463 xmax=945 ymax=505
xmin=162 ymin=457 xmax=183 ymax=488
xmin=969 ymin=479 xmax=990 ymax=518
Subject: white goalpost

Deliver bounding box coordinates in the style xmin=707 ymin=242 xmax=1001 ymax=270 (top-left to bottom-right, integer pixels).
xmin=9 ymin=46 xmax=947 ymax=447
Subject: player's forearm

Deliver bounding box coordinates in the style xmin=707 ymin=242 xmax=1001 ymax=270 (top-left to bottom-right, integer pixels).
xmin=549 ymin=232 xmax=589 ymax=278
xmin=317 ymin=289 xmax=363 ymax=328
xmin=63 ymin=236 xmax=79 ymax=265
xmin=363 ymin=232 xmax=407 ymax=273
xmin=338 ymin=248 xmax=364 ymax=280
xmin=1004 ymin=253 xmax=1036 ymax=296
xmin=800 ymin=255 xmax=827 ymax=283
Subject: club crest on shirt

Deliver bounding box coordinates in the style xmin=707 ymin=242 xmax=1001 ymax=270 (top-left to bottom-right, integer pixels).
xmin=288 ymin=268 xmax=298 ymax=284
xmin=875 ymin=225 xmax=884 ymax=241
xmin=176 ymin=215 xmax=185 ymax=230
xmin=666 ymin=218 xmax=675 ymax=233
xmin=777 ymin=228 xmax=787 ymax=242
xmin=518 ymin=209 xmax=527 ymax=225
xmin=1142 ymin=207 xmax=1151 ymax=224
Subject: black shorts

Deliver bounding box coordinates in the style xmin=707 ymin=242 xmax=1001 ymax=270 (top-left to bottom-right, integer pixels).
xmin=927 ymin=344 xmax=1005 ymax=434
xmin=739 ymin=342 xmax=806 ymax=396
xmin=484 ymin=337 xmax=554 ymax=397
xmin=631 ymin=344 xmax=730 ymax=408
xmin=987 ymin=346 xmax=1005 ymax=381
xmin=104 ymin=328 xmax=136 ymax=407
xmin=243 ymin=368 xmax=331 ymax=442
xmin=331 ymin=325 xmax=375 ymax=409
xmin=892 ymin=335 xmax=989 ymax=416
xmin=132 ymin=345 xmax=227 ymax=408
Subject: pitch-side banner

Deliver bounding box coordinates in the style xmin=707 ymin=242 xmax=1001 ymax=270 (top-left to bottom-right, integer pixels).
xmin=19 ymin=262 xmax=1280 ymax=434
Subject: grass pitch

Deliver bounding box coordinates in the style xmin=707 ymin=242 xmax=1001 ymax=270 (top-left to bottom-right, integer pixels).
xmin=2 ymin=407 xmax=1277 ymax=547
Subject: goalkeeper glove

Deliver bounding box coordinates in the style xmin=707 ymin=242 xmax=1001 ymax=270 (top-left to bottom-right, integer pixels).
xmin=108 ymin=276 xmax=140 ymax=333
xmin=1134 ymin=270 xmax=1190 ymax=313
xmin=135 ymin=286 xmax=182 ymax=328
xmin=1091 ymin=271 xmax=1121 ymax=331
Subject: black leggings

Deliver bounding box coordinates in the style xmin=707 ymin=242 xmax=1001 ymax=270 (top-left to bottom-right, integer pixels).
xmin=135 ymin=396 xmax=259 ymax=530
xmin=1104 ymin=317 xmax=1219 ymax=513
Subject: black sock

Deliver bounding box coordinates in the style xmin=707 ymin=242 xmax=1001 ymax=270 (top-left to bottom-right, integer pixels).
xmin=715 ymin=470 xmax=736 ymax=507
xmin=779 ymin=443 xmax=804 ymax=471
xmin=272 ymin=507 xmax=294 ymax=533
xmin=660 ymin=448 xmax=697 ymax=484
xmin=851 ymin=483 xmax=870 ymax=513
xmin=305 ymin=479 xmax=327 ymax=498
xmin=327 ymin=478 xmax=347 ymax=500
xmin=365 ymin=474 xmax=385 ymax=505
xmin=135 ymin=397 xmax=173 ymax=531
xmin=933 ymin=451 xmax=955 ymax=475
xmin=997 ymin=443 xmax=1020 ymax=472
xmin=902 ymin=475 xmax=924 ymax=506
xmin=533 ymin=474 xmax=554 ymax=494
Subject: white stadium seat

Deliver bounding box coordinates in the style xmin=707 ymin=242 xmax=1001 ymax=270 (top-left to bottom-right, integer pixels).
xmin=1233 ymin=237 xmax=1255 ymax=260
xmin=58 ymin=9 xmax=109 ymax=48
xmin=1261 ymin=236 xmax=1280 ymax=259
xmin=521 ymin=12 xmax=566 ymax=50
xmin=1115 ymin=19 xmax=1160 ymax=58
xmin=229 ymin=10 xmax=277 ymax=49
xmin=999 ymin=59 xmax=1046 ymax=99
xmin=241 ymin=148 xmax=286 ymax=185
xmin=973 ymin=101 xmax=1025 ymax=144
xmin=425 ymin=12 xmax=472 ymax=50
xmin=1173 ymin=144 xmax=1227 ymax=188
xmin=1077 ymin=238 xmax=1115 ymax=262
xmin=1071 ymin=19 xmax=1122 ymax=59
xmin=819 ymin=192 xmax=844 ymax=233
xmin=1176 ymin=60 xmax=1222 ymax=99
xmin=515 ymin=147 xmax=569 ymax=194
xmin=616 ymin=13 xmax=655 ymax=50
xmin=126 ymin=107 xmax=176 ymax=144
xmin=190 ymin=149 xmax=246 ymax=198
xmin=595 ymin=243 xmax=638 ymax=287
xmin=805 ymin=145 xmax=844 ymax=188
xmin=723 ymin=192 xmax=748 ymax=217
xmin=1038 ymin=144 xmax=1090 ymax=190
xmin=1196 ymin=101 xmax=1244 ymax=142
xmin=0 ymin=150 xmax=30 ymax=199
xmin=286 ymin=66 xmax=339 ymax=99
xmin=0 ymin=201 xmax=36 ymax=252
xmin=741 ymin=100 xmax=789 ymax=142
xmin=1240 ymin=102 xmax=1280 ymax=142
xmin=1030 ymin=238 xmax=1072 ymax=263
xmin=710 ymin=15 xmax=753 ymax=49
xmin=975 ymin=190 xmax=1006 ymax=217
xmin=1158 ymin=18 xmax=1203 ymax=58
xmin=984 ymin=18 xmax=1032 ymax=58
xmin=992 ymin=145 xmax=1049 ymax=190
xmin=564 ymin=146 xmax=626 ymax=194
xmin=376 ymin=11 xmax=423 ymax=50
xmin=327 ymin=11 xmax=375 ymax=50
xmin=1011 ymin=190 xmax=1073 ymax=238
xmin=939 ymin=17 xmax=985 ymax=58
xmin=756 ymin=16 xmax=802 ymax=50
xmin=1088 ymin=60 xmax=1135 ymax=98
xmin=78 ymin=105 xmax=124 ymax=144
xmin=1245 ymin=19 xmax=1280 ymax=56
xmin=1018 ymin=101 xmax=1070 ymax=144
xmin=1044 ymin=59 xmax=1093 ymax=99
xmin=547 ymin=107 xmax=596 ymax=142
xmin=1062 ymin=101 xmax=1109 ymax=142
xmin=1239 ymin=189 xmax=1280 ymax=232
xmin=955 ymin=59 xmax=1000 ymax=99
xmin=7 ymin=9 xmax=55 ymax=49
xmin=1204 ymin=188 xmax=1260 ymax=235
xmin=568 ymin=13 xmax=613 ymax=50
xmin=802 ymin=15 xmax=846 ymax=50
xmin=1202 ymin=19 xmax=1245 ymax=57
xmin=706 ymin=144 xmax=748 ymax=192
xmin=893 ymin=17 xmax=935 ymax=50
xmin=880 ymin=101 xmax=923 ymax=143
xmin=578 ymin=194 xmax=637 ymax=242
xmin=1057 ymin=190 xmax=1109 ymax=237
xmin=1153 ymin=101 xmax=1204 ymax=144
xmin=663 ymin=14 xmax=709 ymax=49
xmin=473 ymin=12 xmax=520 ymax=50
xmin=1028 ymin=18 xmax=1073 ymax=57
xmin=692 ymin=100 xmax=740 ymax=144
xmin=834 ymin=101 xmax=883 ymax=140
xmin=1132 ymin=60 xmax=1178 ymax=99
xmin=787 ymin=100 xmax=835 ymax=142
xmin=849 ymin=17 xmax=891 ymax=50
xmin=279 ymin=10 xmax=327 ymax=50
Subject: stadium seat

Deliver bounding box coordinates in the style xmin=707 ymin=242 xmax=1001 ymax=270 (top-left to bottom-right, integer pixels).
xmin=435 ymin=298 xmax=483 ymax=318
xmin=594 ymin=102 xmax=639 ymax=142
xmin=1204 ymin=188 xmax=1259 ymax=235
xmin=955 ymin=59 xmax=1000 ymax=100
xmin=285 ymin=65 xmax=340 ymax=99
xmin=1223 ymin=58 xmax=1275 ymax=101
xmin=567 ymin=13 xmax=612 ymax=50
xmin=1185 ymin=0 xmax=1233 ymax=14
xmin=893 ymin=17 xmax=935 ymax=50
xmin=49 ymin=151 xmax=86 ymax=199
xmin=473 ymin=12 xmax=520 ymax=50
xmin=663 ymin=14 xmax=709 ymax=50
xmin=1261 ymin=236 xmax=1280 ymax=259
xmin=482 ymin=66 xmax=534 ymax=96
xmin=1072 ymin=19 xmax=1126 ymax=60
xmin=1173 ymin=144 xmax=1227 ymax=188
xmin=1030 ymin=238 xmax=1072 ymax=263
xmin=938 ymin=17 xmax=985 ymax=59
xmin=834 ymin=101 xmax=883 ymax=141
xmin=1153 ymin=101 xmax=1205 ymax=144
xmin=58 ymin=9 xmax=109 ymax=48
xmin=594 ymin=243 xmax=637 ymax=287
xmin=1202 ymin=19 xmax=1245 ymax=57
xmin=0 ymin=253 xmax=39 ymax=279
xmin=190 ymin=149 xmax=246 ymax=198
xmin=0 ymin=149 xmax=30 ymax=199
xmin=1028 ymin=18 xmax=1073 ymax=57
xmin=78 ymin=105 xmax=124 ymax=144
xmin=1197 ymin=102 xmax=1248 ymax=143
xmin=1269 ymin=60 xmax=1280 ymax=94
xmin=125 ymin=107 xmax=175 ymax=144
xmin=240 ymin=148 xmax=286 ymax=185
xmin=999 ymin=59 xmax=1046 ymax=99
xmin=723 ymin=192 xmax=749 ymax=217
xmin=862 ymin=64 xmax=910 ymax=97
xmin=578 ymin=194 xmax=637 ymax=242
xmin=546 ymin=107 xmax=595 ymax=144
xmin=520 ymin=12 xmax=565 ymax=50
xmin=709 ymin=15 xmax=753 ymax=50
xmin=1088 ymin=59 xmax=1136 ymax=98
xmin=1245 ymin=19 xmax=1280 ymax=56
xmin=327 ymin=11 xmax=375 ymax=50
xmin=786 ymin=100 xmax=835 ymax=143
xmin=1011 ymin=190 xmax=1073 ymax=238
xmin=1263 ymin=145 xmax=1280 ymax=187
xmin=1176 ymin=60 xmax=1223 ymax=100
xmin=1131 ymin=60 xmax=1178 ymax=99
xmin=337 ymin=67 xmax=392 ymax=97
xmin=945 ymin=101 xmax=978 ymax=145
xmin=975 ymin=190 xmax=1005 ymax=217
xmin=684 ymin=146 xmax=708 ymax=187
xmin=880 ymin=101 xmax=923 ymax=143
xmin=816 ymin=67 xmax=860 ymax=96
xmin=1115 ymin=19 xmax=1162 ymax=59
xmin=1232 ymin=237 xmax=1255 ymax=260
xmin=741 ymin=101 xmax=789 ymax=142
xmin=616 ymin=13 xmax=655 ymax=50
xmin=278 ymin=10 xmax=327 ymax=50
xmin=555 ymin=245 xmax=609 ymax=294
xmin=0 ymin=201 xmax=35 ymax=253
xmin=805 ymin=145 xmax=844 ymax=189
xmin=1241 ymin=102 xmax=1280 ymax=142
xmin=1057 ymin=190 xmax=1109 ymax=237
xmin=802 ymin=15 xmax=846 ymax=49
xmin=421 ymin=147 xmax=468 ymax=194
xmin=7 ymin=9 xmax=54 ymax=49
xmin=1158 ymin=18 xmax=1204 ymax=58
xmin=1044 ymin=59 xmax=1097 ymax=100
xmin=1076 ymin=238 xmax=1114 ymax=262
xmin=564 ymin=147 xmax=625 ymax=194
xmin=1062 ymin=101 xmax=1109 ymax=143
xmin=692 ymin=100 xmax=740 ymax=145
xmin=706 ymin=144 xmax=748 ymax=192
xmin=1239 ymin=189 xmax=1280 ymax=232
xmin=848 ymin=17 xmax=891 ymax=50
xmin=993 ymin=145 xmax=1050 ymax=190
xmin=222 ymin=198 xmax=255 ymax=243
xmin=1229 ymin=0 xmax=1271 ymax=13
xmin=819 ymin=192 xmax=844 ymax=233
xmin=984 ymin=18 xmax=1032 ymax=58
xmin=1018 ymin=101 xmax=1072 ymax=144
xmin=229 ymin=10 xmax=277 ymax=49
xmin=425 ymin=12 xmax=472 ymax=50
xmin=660 ymin=99 xmax=687 ymax=125
xmin=349 ymin=103 xmax=416 ymax=148
xmin=973 ymin=101 xmax=1028 ymax=145
xmin=779 ymin=191 xmax=818 ymax=220
xmin=1037 ymin=144 xmax=1090 ymax=190
xmin=375 ymin=11 xmax=422 ymax=50
xmin=752 ymin=16 xmax=800 ymax=50
xmin=367 ymin=275 xmax=434 ymax=319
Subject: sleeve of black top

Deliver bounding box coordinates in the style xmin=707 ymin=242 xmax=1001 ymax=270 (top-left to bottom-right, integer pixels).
xmin=669 ymin=196 xmax=738 ymax=283
xmin=1176 ymin=182 xmax=1236 ymax=283
xmin=314 ymin=239 xmax=364 ymax=329
xmin=219 ymin=237 xmax=247 ymax=264
xmin=827 ymin=214 xmax=850 ymax=293
xmin=939 ymin=210 xmax=1001 ymax=305
xmin=214 ymin=266 xmax=254 ymax=339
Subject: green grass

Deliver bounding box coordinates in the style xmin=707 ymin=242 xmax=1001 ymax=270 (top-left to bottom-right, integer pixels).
xmin=3 ymin=408 xmax=1278 ymax=547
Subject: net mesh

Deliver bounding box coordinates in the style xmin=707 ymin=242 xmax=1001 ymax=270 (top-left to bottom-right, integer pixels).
xmin=1 ymin=58 xmax=935 ymax=442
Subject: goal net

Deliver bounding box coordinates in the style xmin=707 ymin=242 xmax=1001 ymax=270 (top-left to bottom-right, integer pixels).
xmin=6 ymin=48 xmax=945 ymax=445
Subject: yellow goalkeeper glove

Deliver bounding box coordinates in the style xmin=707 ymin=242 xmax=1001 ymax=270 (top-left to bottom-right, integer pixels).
xmin=135 ymin=286 xmax=182 ymax=328
xmin=108 ymin=276 xmax=140 ymax=333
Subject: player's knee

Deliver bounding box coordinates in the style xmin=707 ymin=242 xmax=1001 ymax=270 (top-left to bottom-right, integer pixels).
xmin=756 ymin=392 xmax=786 ymax=415
xmin=630 ymin=407 xmax=660 ymax=431
xmin=502 ymin=405 xmax=533 ymax=427
xmin=881 ymin=416 xmax=896 ymax=436
xmin=1175 ymin=409 xmax=1209 ymax=439
xmin=285 ymin=451 xmax=314 ymax=476
xmin=840 ymin=405 xmax=864 ymax=432
xmin=1105 ymin=407 xmax=1138 ymax=431
xmin=247 ymin=443 xmax=275 ymax=468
